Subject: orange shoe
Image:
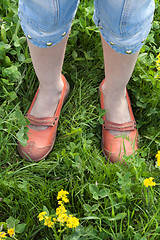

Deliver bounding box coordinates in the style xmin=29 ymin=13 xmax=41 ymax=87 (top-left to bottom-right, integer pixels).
xmin=99 ymin=79 xmax=138 ymax=163
xmin=18 ymin=74 xmax=70 ymax=162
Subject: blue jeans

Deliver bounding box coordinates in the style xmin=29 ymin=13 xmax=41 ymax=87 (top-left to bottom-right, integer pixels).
xmin=18 ymin=0 xmax=155 ymax=54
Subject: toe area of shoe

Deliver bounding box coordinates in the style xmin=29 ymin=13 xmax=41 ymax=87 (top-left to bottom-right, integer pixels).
xmin=18 ymin=141 xmax=52 ymax=162
xmin=102 ymin=134 xmax=138 ymax=163
xmin=103 ymin=146 xmax=137 ymax=163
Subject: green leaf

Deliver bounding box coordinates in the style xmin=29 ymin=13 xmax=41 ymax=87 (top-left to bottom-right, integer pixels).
xmin=99 ymin=188 xmax=110 ymax=198
xmin=0 ymin=42 xmax=10 ymax=51
xmin=72 ymin=51 xmax=78 ymax=60
xmin=108 ymin=212 xmax=127 ymax=221
xmin=1 ymin=24 xmax=8 ymax=43
xmin=43 ymin=206 xmax=50 ymax=216
xmin=6 ymin=216 xmax=18 ymax=229
xmin=70 ymin=142 xmax=76 ymax=151
xmin=79 ymin=18 xmax=85 ymax=29
xmin=18 ymin=180 xmax=28 ymax=192
xmin=89 ymin=184 xmax=99 ymax=195
xmin=138 ymin=53 xmax=147 ymax=61
xmin=91 ymin=204 xmax=99 ymax=212
xmin=116 ymin=192 xmax=126 ymax=199
xmin=18 ymin=53 xmax=25 ymax=62
xmin=1 ymin=78 xmax=14 ymax=86
xmin=84 ymin=51 xmax=94 ymax=60
xmin=81 ymin=216 xmax=100 ymax=220
xmin=136 ymin=101 xmax=147 ymax=108
xmin=4 ymin=56 xmax=11 ymax=66
xmin=83 ymin=204 xmax=99 ymax=212
xmin=93 ymin=193 xmax=99 ymax=200
xmin=24 ymin=58 xmax=32 ymax=63
xmin=16 ymin=126 xmax=28 ymax=146
xmin=19 ymin=36 xmax=26 ymax=44
xmin=14 ymin=41 xmax=20 ymax=47
xmin=15 ymin=108 xmax=28 ymax=126
xmin=134 ymin=233 xmax=142 ymax=240
xmin=99 ymin=117 xmax=104 ymax=125
xmin=89 ymin=184 xmax=99 ymax=200
xmin=9 ymin=91 xmax=17 ymax=100
xmin=15 ymin=223 xmax=26 ymax=233
xmin=83 ymin=204 xmax=92 ymax=212
xmin=97 ymin=108 xmax=106 ymax=116
xmin=117 ymin=172 xmax=131 ymax=186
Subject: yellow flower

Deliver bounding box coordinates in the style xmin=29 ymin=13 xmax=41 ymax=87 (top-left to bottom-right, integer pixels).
xmin=0 ymin=232 xmax=7 ymax=239
xmin=155 ymin=151 xmax=160 ymax=166
xmin=57 ymin=213 xmax=68 ymax=223
xmin=155 ymin=74 xmax=160 ymax=79
xmin=63 ymin=196 xmax=69 ymax=203
xmin=44 ymin=216 xmax=54 ymax=228
xmin=66 ymin=215 xmax=79 ymax=228
xmin=156 ymin=64 xmax=160 ymax=71
xmin=156 ymin=54 xmax=160 ymax=71
xmin=57 ymin=189 xmax=69 ymax=203
xmin=157 ymin=53 xmax=160 ymax=58
xmin=56 ymin=204 xmax=67 ymax=216
xmin=144 ymin=177 xmax=156 ymax=187
xmin=7 ymin=228 xmax=15 ymax=237
xmin=38 ymin=211 xmax=47 ymax=221
xmin=58 ymin=201 xmax=63 ymax=205
xmin=53 ymin=218 xmax=57 ymax=222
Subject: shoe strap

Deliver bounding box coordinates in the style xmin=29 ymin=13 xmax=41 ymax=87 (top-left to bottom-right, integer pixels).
xmin=26 ymin=114 xmax=58 ymax=127
xmin=103 ymin=120 xmax=136 ymax=131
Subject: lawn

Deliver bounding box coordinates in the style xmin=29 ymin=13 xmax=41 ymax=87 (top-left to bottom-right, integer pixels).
xmin=0 ymin=0 xmax=160 ymax=239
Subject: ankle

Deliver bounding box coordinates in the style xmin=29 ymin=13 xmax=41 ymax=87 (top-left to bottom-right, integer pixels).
xmin=102 ymin=85 xmax=126 ymax=102
xmin=39 ymin=78 xmax=64 ymax=94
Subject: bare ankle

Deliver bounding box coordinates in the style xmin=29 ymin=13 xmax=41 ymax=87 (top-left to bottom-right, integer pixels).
xmin=39 ymin=77 xmax=64 ymax=93
xmin=102 ymin=84 xmax=126 ymax=102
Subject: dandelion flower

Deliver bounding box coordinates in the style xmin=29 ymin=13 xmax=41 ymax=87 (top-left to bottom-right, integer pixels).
xmin=66 ymin=215 xmax=79 ymax=228
xmin=38 ymin=211 xmax=47 ymax=221
xmin=144 ymin=177 xmax=156 ymax=187
xmin=7 ymin=228 xmax=15 ymax=237
xmin=0 ymin=232 xmax=7 ymax=239
xmin=155 ymin=151 xmax=160 ymax=166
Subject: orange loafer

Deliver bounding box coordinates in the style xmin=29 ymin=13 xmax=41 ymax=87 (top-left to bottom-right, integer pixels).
xmin=99 ymin=79 xmax=138 ymax=163
xmin=18 ymin=74 xmax=70 ymax=162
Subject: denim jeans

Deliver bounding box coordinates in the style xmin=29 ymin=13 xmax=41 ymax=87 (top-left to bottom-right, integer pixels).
xmin=18 ymin=0 xmax=155 ymax=54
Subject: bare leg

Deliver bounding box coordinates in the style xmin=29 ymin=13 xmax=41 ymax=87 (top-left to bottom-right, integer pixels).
xmin=27 ymin=32 xmax=70 ymax=130
xmin=101 ymin=35 xmax=139 ymax=135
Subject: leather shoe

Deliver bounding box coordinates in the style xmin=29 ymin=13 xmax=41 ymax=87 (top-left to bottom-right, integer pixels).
xmin=99 ymin=79 xmax=138 ymax=163
xmin=18 ymin=74 xmax=70 ymax=162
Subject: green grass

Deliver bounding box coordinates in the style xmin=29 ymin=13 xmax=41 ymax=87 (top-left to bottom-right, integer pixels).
xmin=0 ymin=0 xmax=160 ymax=239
